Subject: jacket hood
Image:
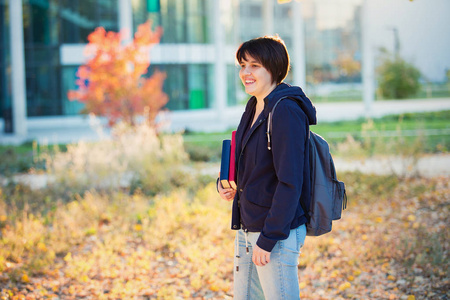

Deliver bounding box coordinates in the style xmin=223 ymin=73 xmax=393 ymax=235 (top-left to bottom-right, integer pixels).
xmin=263 ymin=83 xmax=317 ymax=125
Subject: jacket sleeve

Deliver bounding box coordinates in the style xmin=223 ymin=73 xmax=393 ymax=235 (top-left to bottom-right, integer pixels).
xmin=256 ymin=100 xmax=308 ymax=252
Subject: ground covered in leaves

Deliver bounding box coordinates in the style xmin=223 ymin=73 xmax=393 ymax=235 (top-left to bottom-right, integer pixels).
xmin=0 ymin=173 xmax=448 ymax=299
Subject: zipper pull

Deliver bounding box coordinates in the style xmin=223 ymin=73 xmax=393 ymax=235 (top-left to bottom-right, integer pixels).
xmin=244 ymin=228 xmax=250 ymax=254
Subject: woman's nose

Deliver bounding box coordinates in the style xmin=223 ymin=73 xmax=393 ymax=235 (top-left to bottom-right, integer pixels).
xmin=241 ymin=66 xmax=251 ymax=75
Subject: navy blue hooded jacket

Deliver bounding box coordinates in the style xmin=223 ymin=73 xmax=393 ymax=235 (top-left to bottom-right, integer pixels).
xmin=231 ymin=83 xmax=317 ymax=252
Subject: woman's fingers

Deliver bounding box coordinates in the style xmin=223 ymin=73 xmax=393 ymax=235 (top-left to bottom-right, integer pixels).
xmin=252 ymin=245 xmax=271 ymax=266
xmin=221 ymin=189 xmax=236 ymax=201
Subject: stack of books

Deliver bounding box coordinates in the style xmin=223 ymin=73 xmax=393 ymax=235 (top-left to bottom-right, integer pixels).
xmin=219 ymin=131 xmax=236 ymax=189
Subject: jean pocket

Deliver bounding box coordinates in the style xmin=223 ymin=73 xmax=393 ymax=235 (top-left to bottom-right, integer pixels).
xmin=277 ymin=228 xmax=303 ymax=266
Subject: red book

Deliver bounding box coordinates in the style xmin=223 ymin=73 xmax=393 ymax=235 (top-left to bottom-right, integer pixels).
xmin=228 ymin=131 xmax=237 ymax=190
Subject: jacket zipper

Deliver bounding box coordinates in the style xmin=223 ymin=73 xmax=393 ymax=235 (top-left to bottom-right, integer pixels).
xmin=236 ymin=117 xmax=265 ymax=189
xmin=236 ymin=117 xmax=265 ymax=230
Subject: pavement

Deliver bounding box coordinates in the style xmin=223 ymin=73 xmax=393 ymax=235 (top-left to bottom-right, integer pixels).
xmin=4 ymin=153 xmax=449 ymax=191
xmin=314 ymin=97 xmax=450 ymax=122
xmin=0 ymin=97 xmax=449 ymax=145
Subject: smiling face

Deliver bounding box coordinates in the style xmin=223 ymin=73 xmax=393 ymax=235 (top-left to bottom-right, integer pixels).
xmin=239 ymin=54 xmax=277 ymax=101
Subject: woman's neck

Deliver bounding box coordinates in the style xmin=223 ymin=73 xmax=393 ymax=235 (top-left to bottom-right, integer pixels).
xmin=255 ymin=82 xmax=277 ymax=104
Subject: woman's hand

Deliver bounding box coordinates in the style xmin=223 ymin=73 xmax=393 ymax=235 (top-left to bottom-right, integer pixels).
xmin=218 ymin=176 xmax=236 ymax=202
xmin=252 ymin=244 xmax=271 ymax=266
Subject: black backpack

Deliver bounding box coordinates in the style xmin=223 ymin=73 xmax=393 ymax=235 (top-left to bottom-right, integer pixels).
xmin=267 ymin=97 xmax=347 ymax=236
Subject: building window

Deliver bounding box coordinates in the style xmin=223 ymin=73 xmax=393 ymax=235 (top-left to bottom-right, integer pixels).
xmin=227 ymin=64 xmax=238 ymax=106
xmin=303 ymin=0 xmax=362 ymax=85
xmin=60 ymin=0 xmax=119 ymax=44
xmin=25 ymin=51 xmax=62 ymax=116
xmin=151 ymin=64 xmax=211 ymax=110
xmin=132 ymin=0 xmax=161 ymax=33
xmin=239 ymin=2 xmax=263 ymax=42
xmin=22 ymin=1 xmax=62 ymax=116
xmin=62 ymin=66 xmax=85 ymax=115
xmin=0 ymin=0 xmax=12 ymax=131
xmin=157 ymin=0 xmax=208 ymax=43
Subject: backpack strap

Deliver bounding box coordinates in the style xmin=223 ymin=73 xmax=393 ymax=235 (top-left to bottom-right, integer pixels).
xmin=267 ymin=97 xmax=289 ymax=150
xmin=266 ymin=97 xmax=295 ymax=150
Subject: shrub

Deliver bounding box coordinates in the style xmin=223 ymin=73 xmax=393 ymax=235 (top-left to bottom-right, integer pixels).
xmin=41 ymin=119 xmax=189 ymax=196
xmin=377 ymin=54 xmax=421 ymax=99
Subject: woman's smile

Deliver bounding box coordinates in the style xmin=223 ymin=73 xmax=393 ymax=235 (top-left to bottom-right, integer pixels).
xmin=239 ymin=54 xmax=276 ymax=101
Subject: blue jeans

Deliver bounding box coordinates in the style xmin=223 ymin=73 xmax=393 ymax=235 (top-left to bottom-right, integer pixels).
xmin=233 ymin=225 xmax=306 ymax=300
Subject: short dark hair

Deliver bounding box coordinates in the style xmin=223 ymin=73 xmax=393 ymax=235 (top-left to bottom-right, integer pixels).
xmin=236 ymin=35 xmax=290 ymax=84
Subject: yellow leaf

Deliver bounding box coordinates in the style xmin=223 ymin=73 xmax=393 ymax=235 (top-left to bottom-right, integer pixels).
xmin=210 ymin=284 xmax=220 ymax=292
xmin=387 ymin=275 xmax=396 ymax=281
xmin=191 ymin=276 xmax=202 ymax=290
xmin=134 ymin=224 xmax=143 ymax=231
xmin=339 ymin=282 xmax=351 ymax=291
xmin=347 ymin=275 xmax=354 ymax=281
xmin=299 ymin=281 xmax=307 ymax=289
xmin=183 ymin=289 xmax=191 ymax=298
xmin=64 ymin=252 xmax=72 ymax=262
xmin=37 ymin=242 xmax=47 ymax=252
xmin=407 ymin=295 xmax=415 ymax=300
xmin=362 ymin=234 xmax=368 ymax=241
xmin=0 ymin=215 xmax=6 ymax=222
xmin=21 ymin=274 xmax=30 ymax=283
xmin=375 ymin=216 xmax=383 ymax=223
xmin=407 ymin=214 xmax=416 ymax=222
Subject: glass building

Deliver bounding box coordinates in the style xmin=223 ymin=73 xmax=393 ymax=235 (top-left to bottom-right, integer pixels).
xmin=6 ymin=0 xmax=447 ymax=139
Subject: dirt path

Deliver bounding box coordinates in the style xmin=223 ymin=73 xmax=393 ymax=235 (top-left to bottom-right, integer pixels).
xmin=200 ymin=153 xmax=450 ymax=179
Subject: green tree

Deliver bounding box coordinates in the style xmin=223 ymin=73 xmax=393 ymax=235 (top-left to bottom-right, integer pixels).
xmin=377 ymin=55 xmax=421 ymax=99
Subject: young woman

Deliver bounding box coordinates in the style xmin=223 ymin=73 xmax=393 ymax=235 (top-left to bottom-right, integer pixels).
xmin=218 ymin=36 xmax=317 ymax=299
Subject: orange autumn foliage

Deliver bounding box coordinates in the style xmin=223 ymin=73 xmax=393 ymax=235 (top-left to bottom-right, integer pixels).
xmin=68 ymin=21 xmax=168 ymax=126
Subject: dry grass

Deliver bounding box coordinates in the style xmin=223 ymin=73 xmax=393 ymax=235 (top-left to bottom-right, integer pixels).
xmin=0 ymin=175 xmax=448 ymax=299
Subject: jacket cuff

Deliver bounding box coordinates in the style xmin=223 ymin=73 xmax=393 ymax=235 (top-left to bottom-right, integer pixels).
xmin=256 ymin=234 xmax=278 ymax=252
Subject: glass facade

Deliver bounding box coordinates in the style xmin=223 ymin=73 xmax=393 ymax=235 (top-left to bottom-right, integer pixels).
xmin=19 ymin=0 xmax=119 ymax=117
xmin=0 ymin=0 xmax=366 ymax=124
xmin=3 ymin=0 xmax=285 ymax=124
